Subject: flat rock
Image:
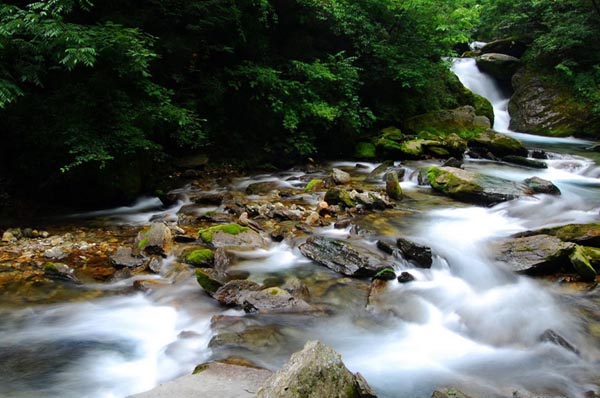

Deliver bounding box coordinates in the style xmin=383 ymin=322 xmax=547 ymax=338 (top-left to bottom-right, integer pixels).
xmin=242 ymin=287 xmax=313 ymax=314
xmin=129 ymin=361 xmax=272 ymax=398
xmin=110 ymin=247 xmax=144 ymax=268
xmin=492 ymin=234 xmax=575 ymax=274
xmin=299 ymin=235 xmax=386 ymax=277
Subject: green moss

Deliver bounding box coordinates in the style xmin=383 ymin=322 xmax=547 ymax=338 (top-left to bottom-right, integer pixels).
xmin=375 ymin=267 xmax=395 ymax=277
xmin=185 ymin=249 xmax=214 ymax=266
xmin=195 ymin=268 xmax=223 ymax=293
xmin=354 ymin=142 xmax=376 ymax=159
xmin=569 ymin=246 xmax=597 ymax=281
xmin=192 ymin=363 xmax=208 ymax=374
xmin=324 ymin=188 xmax=356 ymax=208
xmin=137 ymin=237 xmax=149 ymax=249
xmin=305 ymin=179 xmax=324 ymax=192
xmin=44 ymin=263 xmax=57 ymax=273
xmin=582 ymin=246 xmax=600 ymax=271
xmin=198 ymin=223 xmax=248 ymax=243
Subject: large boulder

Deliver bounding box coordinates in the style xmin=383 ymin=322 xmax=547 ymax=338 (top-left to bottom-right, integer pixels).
xmin=299 ymin=235 xmax=387 ymax=277
xmin=480 ymin=38 xmax=527 ymax=58
xmin=492 ymin=235 xmax=575 ymax=274
xmin=405 ymin=106 xmax=490 ymax=135
xmin=256 ymin=340 xmax=377 ymax=398
xmin=509 ymin=68 xmax=600 ymax=137
xmin=476 ymin=53 xmax=521 ymax=81
xmin=467 ymin=130 xmax=528 ymax=158
xmin=426 ymin=166 xmax=524 ymax=205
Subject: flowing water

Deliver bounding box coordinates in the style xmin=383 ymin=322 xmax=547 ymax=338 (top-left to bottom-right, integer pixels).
xmin=1 ymin=59 xmax=600 ymax=398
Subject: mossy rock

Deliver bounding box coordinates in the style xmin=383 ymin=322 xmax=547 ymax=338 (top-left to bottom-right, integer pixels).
xmin=468 ymin=130 xmax=528 ymax=158
xmin=199 ymin=224 xmax=249 ymax=243
xmin=384 ymin=171 xmax=403 ymax=200
xmin=427 ymin=166 xmax=522 ymax=205
xmin=530 ymin=223 xmax=600 ymax=247
xmin=185 ymin=249 xmax=214 ymax=267
xmin=324 ymin=187 xmax=356 ymax=208
xmin=582 ymin=246 xmax=600 ymax=270
xmin=509 ymin=68 xmax=600 ymax=138
xmin=354 ymin=142 xmax=376 ymax=159
xmin=195 ymin=268 xmax=224 ymax=294
xmin=570 ymin=246 xmax=597 ymax=281
xmin=476 ymin=53 xmax=521 ymax=81
xmin=375 ymin=126 xmax=404 ymax=158
xmin=305 ymin=179 xmax=325 ymax=192
xmin=405 ymin=106 xmax=490 ymax=135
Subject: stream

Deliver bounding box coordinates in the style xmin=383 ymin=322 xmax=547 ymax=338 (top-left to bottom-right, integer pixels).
xmin=1 ymin=58 xmax=600 ymax=398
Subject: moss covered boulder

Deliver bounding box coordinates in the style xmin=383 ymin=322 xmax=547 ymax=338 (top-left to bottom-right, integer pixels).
xmin=384 ymin=171 xmax=403 ymax=200
xmin=324 ymin=187 xmax=356 ymax=208
xmin=354 ymin=142 xmax=376 ymax=159
xmin=195 ymin=268 xmax=224 ymax=294
xmin=405 ymin=106 xmax=490 ymax=135
xmin=375 ymin=127 xmax=404 ymax=158
xmin=427 ymin=166 xmax=523 ymax=205
xmin=468 ymin=130 xmax=528 ymax=158
xmin=509 ymin=68 xmax=600 ymax=137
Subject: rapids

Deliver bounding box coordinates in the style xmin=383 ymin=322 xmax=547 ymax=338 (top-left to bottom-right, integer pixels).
xmin=1 ymin=58 xmax=600 ymax=398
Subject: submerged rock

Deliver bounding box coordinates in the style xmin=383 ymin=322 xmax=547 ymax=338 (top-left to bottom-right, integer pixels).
xmin=502 ymin=155 xmax=547 ymax=169
xmin=256 ymin=340 xmax=377 ymax=398
xmin=523 ymin=177 xmax=561 ymax=195
xmin=44 ymin=262 xmax=81 ymax=284
xmin=427 ymin=166 xmax=523 ymax=205
xmin=299 ymin=235 xmax=386 ymax=277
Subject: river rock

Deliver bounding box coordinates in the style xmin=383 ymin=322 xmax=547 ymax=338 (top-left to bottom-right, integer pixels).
xmin=109 ymin=247 xmax=144 ymax=268
xmin=476 ymin=53 xmax=521 ymax=81
xmin=396 ymin=238 xmax=433 ymax=268
xmin=509 ymin=68 xmax=600 ymax=137
xmin=196 ymin=268 xmax=225 ymax=294
xmin=539 ymin=329 xmax=580 ymax=355
xmin=324 ymin=187 xmax=356 ymax=208
xmin=209 ymin=325 xmax=285 ymax=352
xmin=246 ymin=181 xmax=282 ymax=195
xmin=213 ymin=280 xmax=263 ymax=306
xmin=492 ymin=235 xmax=575 ymax=274
xmin=480 ymin=38 xmax=527 ymax=58
xmin=427 ymin=166 xmax=523 ymax=205
xmin=502 ymin=155 xmax=547 ymax=169
xmin=299 ymin=235 xmax=386 ymax=277
xmin=256 ymin=340 xmax=377 ymax=398
xmin=44 ymin=262 xmax=81 ymax=284
xmin=365 ymin=160 xmax=395 ymax=182
xmin=43 ymin=246 xmax=66 ymax=260
xmin=569 ymin=245 xmax=597 ymax=281
xmin=331 ymin=168 xmax=351 ymax=185
xmin=523 ymin=177 xmax=561 ymax=195
xmin=519 ymin=223 xmax=600 ymax=247
xmin=385 ymin=171 xmax=403 ymax=200
xmin=467 ymin=130 xmax=528 ymax=158
xmin=199 ymin=224 xmax=266 ymax=249
xmin=130 ymin=361 xmax=272 ymax=398
xmin=242 ymin=287 xmax=313 ymax=314
xmin=350 ymin=190 xmax=392 ymax=210
xmin=397 ymin=272 xmax=415 ymax=283
xmin=134 ymin=223 xmax=173 ymax=257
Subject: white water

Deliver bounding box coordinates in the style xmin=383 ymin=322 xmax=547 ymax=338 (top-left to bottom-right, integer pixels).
xmin=2 ymin=59 xmax=600 ymax=398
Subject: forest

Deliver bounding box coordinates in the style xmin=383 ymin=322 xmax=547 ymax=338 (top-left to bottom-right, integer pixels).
xmin=1 ymin=0 xmax=598 ymax=208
